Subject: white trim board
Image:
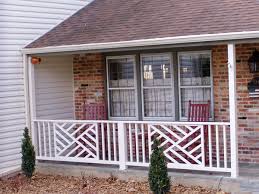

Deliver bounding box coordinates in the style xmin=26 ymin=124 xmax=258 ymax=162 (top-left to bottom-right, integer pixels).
xmin=0 ymin=166 xmax=20 ymax=178
xmin=22 ymin=31 xmax=259 ymax=54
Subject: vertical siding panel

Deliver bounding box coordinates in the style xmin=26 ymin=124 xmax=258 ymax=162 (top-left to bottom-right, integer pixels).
xmin=0 ymin=0 xmax=90 ymax=176
xmin=34 ymin=56 xmax=74 ymax=120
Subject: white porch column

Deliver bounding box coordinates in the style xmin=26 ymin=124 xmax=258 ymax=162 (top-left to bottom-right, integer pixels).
xmin=23 ymin=54 xmax=36 ymax=145
xmin=28 ymin=56 xmax=37 ymax=146
xmin=228 ymin=43 xmax=239 ymax=178
xmin=23 ymin=54 xmax=30 ymax=128
xmin=118 ymin=121 xmax=127 ymax=170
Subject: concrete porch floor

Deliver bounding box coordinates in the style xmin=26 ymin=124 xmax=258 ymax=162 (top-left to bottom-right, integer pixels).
xmin=37 ymin=161 xmax=259 ymax=194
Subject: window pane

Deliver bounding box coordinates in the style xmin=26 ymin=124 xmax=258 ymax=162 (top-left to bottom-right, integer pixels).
xmin=179 ymin=53 xmax=211 ymax=86
xmin=142 ymin=55 xmax=171 ymax=87
xmin=180 ymin=88 xmax=211 ymax=118
xmin=107 ymin=56 xmax=136 ymax=118
xmin=141 ymin=54 xmax=173 ymax=118
xmin=109 ymin=90 xmax=135 ymax=117
xmin=143 ymin=88 xmax=173 ymax=117
xmin=108 ymin=58 xmax=134 ymax=88
xmin=179 ymin=52 xmax=212 ymax=119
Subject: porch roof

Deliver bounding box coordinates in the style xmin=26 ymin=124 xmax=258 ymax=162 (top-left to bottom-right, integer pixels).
xmin=24 ymin=0 xmax=259 ymax=54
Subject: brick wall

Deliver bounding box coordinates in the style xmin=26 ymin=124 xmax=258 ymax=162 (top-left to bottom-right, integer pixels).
xmin=73 ymin=53 xmax=106 ymax=120
xmin=213 ymin=43 xmax=259 ymax=163
xmin=73 ymin=45 xmax=259 ymax=164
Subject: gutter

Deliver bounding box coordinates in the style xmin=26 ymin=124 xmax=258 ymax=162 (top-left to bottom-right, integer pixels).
xmin=21 ymin=31 xmax=259 ymax=54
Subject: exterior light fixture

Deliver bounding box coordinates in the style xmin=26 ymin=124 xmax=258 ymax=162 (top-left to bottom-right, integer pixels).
xmin=31 ymin=57 xmax=41 ymax=65
xmin=248 ymin=49 xmax=259 ymax=73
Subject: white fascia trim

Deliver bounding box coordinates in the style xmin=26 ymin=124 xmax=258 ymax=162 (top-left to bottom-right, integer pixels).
xmin=0 ymin=166 xmax=21 ymax=177
xmin=21 ymin=31 xmax=259 ymax=54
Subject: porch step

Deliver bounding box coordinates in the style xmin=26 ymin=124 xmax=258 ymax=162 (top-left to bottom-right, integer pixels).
xmin=239 ymin=166 xmax=259 ymax=193
xmin=240 ymin=179 xmax=259 ymax=193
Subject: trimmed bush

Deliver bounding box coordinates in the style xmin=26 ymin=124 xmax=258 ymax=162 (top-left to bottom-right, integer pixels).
xmin=21 ymin=127 xmax=36 ymax=178
xmin=148 ymin=139 xmax=170 ymax=194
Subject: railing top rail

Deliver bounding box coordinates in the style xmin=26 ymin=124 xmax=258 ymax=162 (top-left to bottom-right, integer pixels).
xmin=33 ymin=119 xmax=230 ymax=126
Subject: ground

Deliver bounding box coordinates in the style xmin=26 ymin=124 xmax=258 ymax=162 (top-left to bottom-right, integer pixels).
xmin=0 ymin=173 xmax=227 ymax=194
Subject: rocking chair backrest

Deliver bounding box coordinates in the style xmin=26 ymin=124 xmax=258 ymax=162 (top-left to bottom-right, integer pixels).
xmin=84 ymin=103 xmax=107 ymax=120
xmin=188 ymin=100 xmax=210 ymax=122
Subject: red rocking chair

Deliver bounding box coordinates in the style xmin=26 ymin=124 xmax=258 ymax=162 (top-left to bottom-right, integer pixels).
xmin=82 ymin=103 xmax=108 ymax=159
xmin=84 ymin=103 xmax=107 ymax=120
xmin=188 ymin=100 xmax=210 ymax=122
xmin=187 ymin=100 xmax=210 ymax=163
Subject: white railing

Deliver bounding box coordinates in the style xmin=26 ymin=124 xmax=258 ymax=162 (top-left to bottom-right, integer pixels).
xmin=34 ymin=120 xmax=119 ymax=165
xmin=33 ymin=120 xmax=234 ymax=176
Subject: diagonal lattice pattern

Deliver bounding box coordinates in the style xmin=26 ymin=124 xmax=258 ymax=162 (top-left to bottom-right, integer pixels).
xmin=148 ymin=124 xmax=205 ymax=165
xmin=54 ymin=123 xmax=98 ymax=159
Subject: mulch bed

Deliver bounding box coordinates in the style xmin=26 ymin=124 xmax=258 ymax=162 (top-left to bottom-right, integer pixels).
xmin=0 ymin=173 xmax=226 ymax=194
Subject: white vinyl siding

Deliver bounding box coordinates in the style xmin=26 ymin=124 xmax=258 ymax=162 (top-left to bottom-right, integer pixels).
xmin=34 ymin=56 xmax=74 ymax=120
xmin=0 ymin=0 xmax=90 ymax=176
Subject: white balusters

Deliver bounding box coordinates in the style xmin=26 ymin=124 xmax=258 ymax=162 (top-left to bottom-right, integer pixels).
xmin=53 ymin=123 xmax=57 ymax=157
xmin=35 ymin=121 xmax=53 ymax=157
xmin=101 ymin=123 xmax=105 ymax=160
xmin=37 ymin=121 xmax=42 ymax=156
xmin=135 ymin=124 xmax=139 ymax=163
xmin=43 ymin=122 xmax=46 ymax=156
xmin=223 ymin=125 xmax=227 ymax=168
xmin=141 ymin=124 xmax=146 ymax=163
xmin=204 ymin=124 xmax=230 ymax=170
xmin=48 ymin=122 xmax=52 ymax=157
xmin=208 ymin=125 xmax=212 ymax=167
xmin=113 ymin=123 xmax=117 ymax=161
xmin=96 ymin=123 xmax=100 ymax=160
xmin=201 ymin=125 xmax=205 ymax=166
xmin=216 ymin=125 xmax=220 ymax=168
xmin=129 ymin=124 xmax=133 ymax=162
xmin=107 ymin=123 xmax=111 ymax=161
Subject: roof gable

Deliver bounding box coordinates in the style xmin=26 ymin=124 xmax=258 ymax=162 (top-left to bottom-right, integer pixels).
xmin=26 ymin=0 xmax=259 ymax=49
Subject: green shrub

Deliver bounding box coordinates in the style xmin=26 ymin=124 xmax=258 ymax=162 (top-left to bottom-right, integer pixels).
xmin=148 ymin=139 xmax=170 ymax=194
xmin=21 ymin=127 xmax=36 ymax=178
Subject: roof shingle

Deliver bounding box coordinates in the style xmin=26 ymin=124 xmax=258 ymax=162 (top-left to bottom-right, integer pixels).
xmin=26 ymin=0 xmax=259 ymax=48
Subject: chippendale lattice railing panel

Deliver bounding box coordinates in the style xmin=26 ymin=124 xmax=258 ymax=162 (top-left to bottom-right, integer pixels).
xmin=33 ymin=120 xmax=232 ymax=174
xmin=34 ymin=120 xmax=119 ymax=165
xmin=125 ymin=122 xmax=231 ymax=172
xmin=54 ymin=122 xmax=99 ymax=159
xmin=149 ymin=124 xmax=205 ymax=166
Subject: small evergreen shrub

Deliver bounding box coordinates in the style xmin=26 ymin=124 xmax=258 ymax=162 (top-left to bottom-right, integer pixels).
xmin=148 ymin=139 xmax=170 ymax=194
xmin=21 ymin=127 xmax=36 ymax=178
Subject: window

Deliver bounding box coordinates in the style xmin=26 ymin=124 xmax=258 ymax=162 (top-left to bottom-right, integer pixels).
xmin=178 ymin=51 xmax=212 ymax=119
xmin=141 ymin=54 xmax=174 ymax=119
xmin=107 ymin=56 xmax=137 ymax=119
xmin=106 ymin=51 xmax=213 ymax=121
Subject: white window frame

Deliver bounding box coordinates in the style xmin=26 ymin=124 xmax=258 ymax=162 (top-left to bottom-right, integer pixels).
xmin=106 ymin=55 xmax=138 ymax=120
xmin=178 ymin=50 xmax=214 ymax=121
xmin=140 ymin=53 xmax=175 ymax=121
